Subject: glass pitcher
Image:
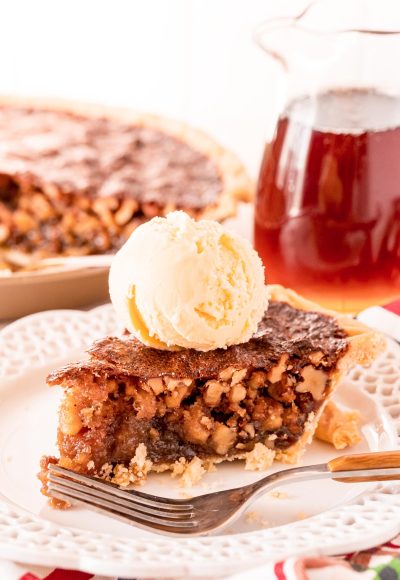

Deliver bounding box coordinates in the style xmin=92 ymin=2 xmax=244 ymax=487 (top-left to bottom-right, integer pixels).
xmin=254 ymin=0 xmax=400 ymax=312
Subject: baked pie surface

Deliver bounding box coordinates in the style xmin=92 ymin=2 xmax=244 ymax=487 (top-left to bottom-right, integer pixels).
xmin=39 ymin=285 xmax=383 ymax=500
xmin=0 ymin=97 xmax=252 ymax=269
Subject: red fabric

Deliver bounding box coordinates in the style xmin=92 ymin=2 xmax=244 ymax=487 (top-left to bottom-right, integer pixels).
xmin=44 ymin=571 xmax=93 ymax=580
xmin=20 ymin=574 xmax=40 ymax=580
xmin=383 ymin=300 xmax=400 ymax=315
xmin=274 ymin=561 xmax=287 ymax=580
xmin=298 ymin=557 xmax=351 ymax=572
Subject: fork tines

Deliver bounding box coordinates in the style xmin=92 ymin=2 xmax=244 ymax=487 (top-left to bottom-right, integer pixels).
xmin=47 ymin=465 xmax=197 ymax=532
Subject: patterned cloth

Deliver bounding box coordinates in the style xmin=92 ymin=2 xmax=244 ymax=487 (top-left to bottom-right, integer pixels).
xmin=231 ymin=534 xmax=400 ymax=579
xmin=1 ymin=534 xmax=399 ymax=579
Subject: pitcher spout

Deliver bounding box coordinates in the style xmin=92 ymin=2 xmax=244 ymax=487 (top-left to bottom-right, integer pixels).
xmin=254 ymin=0 xmax=400 ymax=76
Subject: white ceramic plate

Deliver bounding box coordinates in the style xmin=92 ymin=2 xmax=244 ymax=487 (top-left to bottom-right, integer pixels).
xmin=0 ymin=306 xmax=399 ymax=578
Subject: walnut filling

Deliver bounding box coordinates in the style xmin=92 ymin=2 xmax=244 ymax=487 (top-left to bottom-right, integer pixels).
xmin=55 ymin=356 xmax=331 ymax=475
xmin=0 ymin=176 xmax=203 ymax=269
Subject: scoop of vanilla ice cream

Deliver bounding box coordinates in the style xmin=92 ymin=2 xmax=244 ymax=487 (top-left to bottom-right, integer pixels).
xmin=109 ymin=211 xmax=268 ymax=351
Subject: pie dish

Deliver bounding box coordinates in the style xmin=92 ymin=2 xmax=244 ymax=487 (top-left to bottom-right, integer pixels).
xmin=0 ymin=96 xmax=252 ymax=272
xmin=39 ymin=285 xmax=383 ymax=503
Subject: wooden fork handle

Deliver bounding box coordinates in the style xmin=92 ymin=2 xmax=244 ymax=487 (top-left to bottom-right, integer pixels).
xmin=328 ymin=450 xmax=400 ymax=472
xmin=328 ymin=450 xmax=400 ymax=483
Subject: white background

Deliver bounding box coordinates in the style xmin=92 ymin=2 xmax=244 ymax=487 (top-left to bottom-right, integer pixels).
xmin=0 ymin=0 xmax=305 ymax=178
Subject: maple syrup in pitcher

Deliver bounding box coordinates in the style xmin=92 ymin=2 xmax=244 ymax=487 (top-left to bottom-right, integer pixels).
xmin=255 ymin=89 xmax=400 ymax=312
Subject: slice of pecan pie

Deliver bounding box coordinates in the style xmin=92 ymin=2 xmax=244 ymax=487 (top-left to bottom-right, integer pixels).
xmin=39 ymin=285 xmax=383 ymax=503
xmin=0 ymin=97 xmax=252 ymax=270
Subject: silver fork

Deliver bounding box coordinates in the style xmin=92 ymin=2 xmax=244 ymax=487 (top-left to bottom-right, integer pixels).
xmin=47 ymin=450 xmax=400 ymax=536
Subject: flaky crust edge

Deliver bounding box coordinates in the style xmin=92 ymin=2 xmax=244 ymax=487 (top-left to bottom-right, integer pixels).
xmin=0 ymin=94 xmax=253 ymax=221
xmin=268 ymin=284 xmax=385 ymax=371
xmin=264 ymin=284 xmax=386 ymax=465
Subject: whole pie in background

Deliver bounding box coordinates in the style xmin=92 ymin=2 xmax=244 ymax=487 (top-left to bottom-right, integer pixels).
xmin=0 ymin=97 xmax=252 ymax=271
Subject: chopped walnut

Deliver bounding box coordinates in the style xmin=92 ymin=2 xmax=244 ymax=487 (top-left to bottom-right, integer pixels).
xmin=231 ymin=369 xmax=247 ymax=385
xmin=247 ymin=370 xmax=267 ymax=389
xmin=93 ymin=199 xmax=116 ymax=230
xmin=59 ymin=397 xmax=82 ymax=435
xmin=200 ymin=415 xmax=213 ymax=429
xmin=229 ymin=384 xmax=247 ymax=403
xmin=114 ymin=198 xmax=139 ymax=226
xmin=244 ymin=423 xmax=255 ymax=438
xmin=164 ymin=376 xmax=193 ymax=390
xmin=211 ymin=423 xmax=236 ymax=455
xmin=296 ymin=366 xmax=328 ymax=401
xmin=183 ymin=403 xmax=212 ymax=445
xmin=165 ymin=384 xmax=190 ymax=408
xmin=218 ymin=366 xmax=236 ymax=381
xmin=147 ymin=377 xmax=164 ymax=395
xmin=266 ymin=354 xmax=289 ymax=383
xmin=203 ymin=380 xmax=225 ymax=406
